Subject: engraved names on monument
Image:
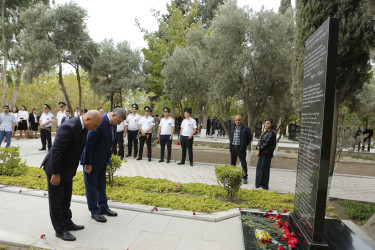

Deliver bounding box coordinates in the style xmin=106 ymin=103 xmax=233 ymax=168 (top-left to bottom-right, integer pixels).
xmin=291 ymin=17 xmax=339 ymax=249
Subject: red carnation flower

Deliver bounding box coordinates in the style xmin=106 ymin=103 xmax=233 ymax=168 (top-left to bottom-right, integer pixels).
xmin=283 ymin=209 xmax=288 ymax=213
xmin=239 ymin=208 xmax=241 ymax=211
xmin=155 ymin=207 xmax=158 ymax=211
xmin=157 ymin=140 xmax=160 ymax=143
xmin=19 ymin=190 xmax=21 ymax=193
xmin=269 ymin=209 xmax=273 ymax=212
xmin=267 ymin=239 xmax=272 ymax=243
xmin=277 ymin=213 xmax=281 ymax=218
xmin=193 ymin=211 xmax=196 ymax=215
xmin=277 ymin=246 xmax=283 ymax=250
xmin=177 ymin=141 xmax=180 ymax=145
xmin=261 ymin=239 xmax=266 ymax=244
xmin=41 ymin=234 xmax=45 ymax=239
xmin=174 ymin=184 xmax=178 ymax=187
xmin=44 ymin=193 xmax=47 ymax=196
xmin=265 ymin=212 xmax=269 ymax=216
xmin=290 ymin=244 xmax=296 ymax=249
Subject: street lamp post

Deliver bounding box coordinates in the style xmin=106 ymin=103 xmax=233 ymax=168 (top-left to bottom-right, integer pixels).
xmin=106 ymin=89 xmax=113 ymax=111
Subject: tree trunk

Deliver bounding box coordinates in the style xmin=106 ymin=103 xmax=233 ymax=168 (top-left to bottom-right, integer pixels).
xmin=171 ymin=103 xmax=176 ymax=118
xmin=97 ymin=99 xmax=108 ymax=110
xmin=75 ymin=65 xmax=82 ymax=112
xmin=58 ymin=63 xmax=73 ymax=113
xmin=327 ymin=88 xmax=339 ymax=202
xmin=10 ymin=65 xmax=23 ymax=107
xmin=1 ymin=0 xmax=7 ymax=104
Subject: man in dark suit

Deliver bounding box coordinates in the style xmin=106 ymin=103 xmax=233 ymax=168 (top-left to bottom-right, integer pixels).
xmin=81 ymin=107 xmax=126 ymax=223
xmin=41 ymin=110 xmax=102 ymax=241
xmin=229 ymin=115 xmax=252 ymax=184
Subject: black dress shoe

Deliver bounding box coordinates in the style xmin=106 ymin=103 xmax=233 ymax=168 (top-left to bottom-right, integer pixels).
xmin=158 ymin=159 xmax=164 ymax=163
xmin=38 ymin=148 xmax=46 ymax=151
xmin=91 ymin=214 xmax=107 ymax=222
xmin=56 ymin=231 xmax=76 ymax=241
xmin=101 ymin=208 xmax=118 ymax=217
xmin=66 ymin=222 xmax=84 ymax=231
xmin=125 ymin=154 xmax=131 ymax=157
xmin=243 ymin=178 xmax=248 ymax=184
xmin=190 ymin=163 xmax=194 ymax=167
xmin=136 ymin=157 xmax=142 ymax=160
xmin=177 ymin=162 xmax=185 ymax=165
xmin=148 ymin=158 xmax=151 ymax=162
xmin=166 ymin=160 xmax=170 ymax=163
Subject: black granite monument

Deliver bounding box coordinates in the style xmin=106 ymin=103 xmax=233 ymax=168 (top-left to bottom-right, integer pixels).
xmin=290 ymin=17 xmax=339 ymax=249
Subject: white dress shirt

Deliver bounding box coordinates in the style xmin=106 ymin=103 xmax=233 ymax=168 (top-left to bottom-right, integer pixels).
xmin=139 ymin=116 xmax=155 ymax=134
xmin=40 ymin=112 xmax=54 ymax=127
xmin=159 ymin=117 xmax=175 ymax=135
xmin=56 ymin=110 xmax=66 ymax=127
xmin=126 ymin=113 xmax=141 ymax=131
xmin=180 ymin=118 xmax=197 ymax=136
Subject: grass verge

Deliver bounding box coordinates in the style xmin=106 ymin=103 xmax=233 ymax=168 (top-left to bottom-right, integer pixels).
xmin=338 ymin=200 xmax=375 ymax=225
xmin=0 ymin=167 xmax=294 ymax=213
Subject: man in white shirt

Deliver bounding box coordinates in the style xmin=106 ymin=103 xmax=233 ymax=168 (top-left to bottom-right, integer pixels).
xmin=55 ymin=102 xmax=66 ymax=128
xmin=39 ymin=104 xmax=54 ymax=151
xmin=112 ymin=106 xmax=126 ymax=160
xmin=125 ymin=104 xmax=141 ymax=158
xmin=157 ymin=107 xmax=175 ymax=163
xmin=0 ymin=105 xmax=16 ymax=148
xmin=74 ymin=107 xmax=80 ymax=117
xmin=178 ymin=108 xmax=197 ymax=166
xmin=137 ymin=106 xmax=155 ymax=161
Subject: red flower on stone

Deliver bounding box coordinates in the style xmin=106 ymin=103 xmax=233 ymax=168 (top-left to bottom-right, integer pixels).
xmin=283 ymin=209 xmax=288 ymax=213
xmin=269 ymin=209 xmax=273 ymax=212
xmin=155 ymin=207 xmax=158 ymax=211
xmin=19 ymin=189 xmax=21 ymax=193
xmin=44 ymin=193 xmax=47 ymax=196
xmin=267 ymin=239 xmax=272 ymax=243
xmin=265 ymin=212 xmax=269 ymax=216
xmin=177 ymin=141 xmax=180 ymax=145
xmin=193 ymin=211 xmax=196 ymax=215
xmin=277 ymin=213 xmax=281 ymax=218
xmin=41 ymin=234 xmax=46 ymax=239
xmin=239 ymin=208 xmax=241 ymax=211
xmin=277 ymin=246 xmax=283 ymax=250
xmin=174 ymin=184 xmax=178 ymax=187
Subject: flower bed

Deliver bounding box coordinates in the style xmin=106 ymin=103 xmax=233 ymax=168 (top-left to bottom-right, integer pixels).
xmin=241 ymin=211 xmax=300 ymax=250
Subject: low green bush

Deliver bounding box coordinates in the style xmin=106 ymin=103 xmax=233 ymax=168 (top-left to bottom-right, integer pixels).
xmin=215 ymin=164 xmax=245 ymax=201
xmin=0 ymin=167 xmax=295 ymax=213
xmin=107 ymin=154 xmax=124 ymax=185
xmin=338 ymin=200 xmax=375 ymax=224
xmin=0 ymin=146 xmax=27 ymax=176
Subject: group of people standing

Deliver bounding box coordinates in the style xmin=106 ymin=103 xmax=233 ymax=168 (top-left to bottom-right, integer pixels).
xmin=354 ymin=125 xmax=373 ymax=152
xmin=112 ymin=104 xmax=198 ymax=166
xmin=228 ymin=115 xmax=276 ymax=189
xmin=206 ymin=117 xmax=229 ymax=137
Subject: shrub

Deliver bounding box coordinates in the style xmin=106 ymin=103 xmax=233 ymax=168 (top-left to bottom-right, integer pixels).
xmin=215 ymin=164 xmax=245 ymax=201
xmin=107 ymin=154 xmax=124 ymax=185
xmin=0 ymin=146 xmax=27 ymax=176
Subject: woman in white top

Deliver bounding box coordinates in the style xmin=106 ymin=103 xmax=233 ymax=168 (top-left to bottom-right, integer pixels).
xmin=18 ymin=105 xmax=29 ymax=139
xmin=11 ymin=106 xmax=19 ymax=138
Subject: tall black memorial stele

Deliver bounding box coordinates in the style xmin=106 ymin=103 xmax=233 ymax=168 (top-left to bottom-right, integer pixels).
xmin=290 ymin=18 xmax=339 ymax=249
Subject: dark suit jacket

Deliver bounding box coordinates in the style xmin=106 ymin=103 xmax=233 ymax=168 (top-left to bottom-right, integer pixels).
xmin=41 ymin=117 xmax=86 ymax=180
xmin=81 ymin=114 xmax=114 ymax=172
xmin=28 ymin=113 xmax=39 ymax=126
xmin=229 ymin=124 xmax=252 ymax=152
xmin=61 ymin=116 xmax=72 ymax=124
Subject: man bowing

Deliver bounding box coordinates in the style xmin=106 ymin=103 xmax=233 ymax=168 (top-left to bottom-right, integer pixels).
xmin=41 ymin=110 xmax=102 ymax=241
xmin=81 ymin=107 xmax=126 ymax=223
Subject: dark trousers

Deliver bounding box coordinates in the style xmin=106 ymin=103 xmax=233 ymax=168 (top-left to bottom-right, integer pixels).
xmin=127 ymin=130 xmax=138 ymax=157
xmin=206 ymin=127 xmax=211 ymax=135
xmin=112 ymin=131 xmax=124 ymax=158
xmin=47 ymin=175 xmax=73 ymax=234
xmin=362 ymin=138 xmax=371 ymax=152
xmin=160 ymin=134 xmax=172 ymax=161
xmin=230 ymin=146 xmax=248 ymax=178
xmin=139 ymin=133 xmax=152 ymax=159
xmin=83 ymin=166 xmax=108 ymax=215
xmin=40 ymin=128 xmax=52 ymax=150
xmin=180 ymin=135 xmax=193 ymax=163
xmin=255 ymin=155 xmax=272 ymax=189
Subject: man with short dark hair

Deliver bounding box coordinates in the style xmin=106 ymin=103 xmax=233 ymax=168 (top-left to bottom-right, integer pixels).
xmin=229 ymin=115 xmax=252 ymax=184
xmin=0 ymin=105 xmax=16 ymax=147
xmin=255 ymin=118 xmax=276 ymax=190
xmin=39 ymin=104 xmax=54 ymax=151
xmin=157 ymin=107 xmax=175 ymax=163
xmin=137 ymin=106 xmax=155 ymax=161
xmin=178 ymin=108 xmax=197 ymax=166
xmin=61 ymin=110 xmax=72 ymax=124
